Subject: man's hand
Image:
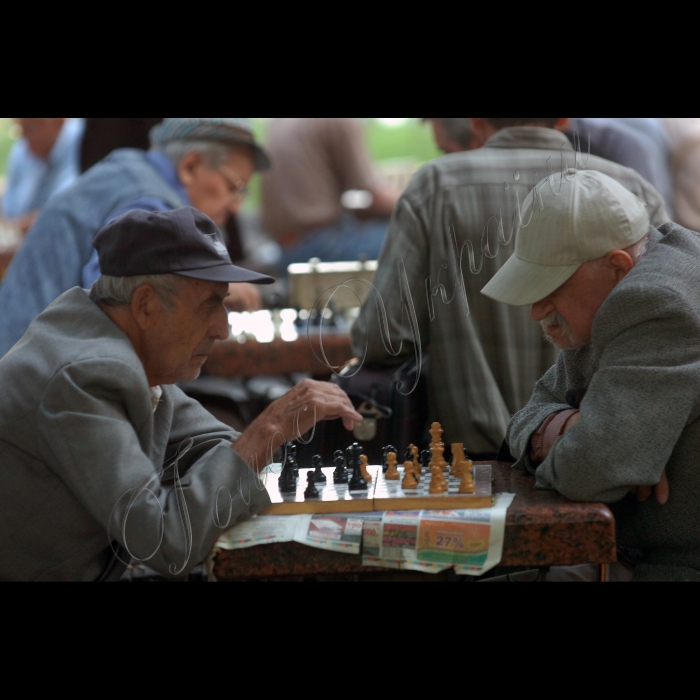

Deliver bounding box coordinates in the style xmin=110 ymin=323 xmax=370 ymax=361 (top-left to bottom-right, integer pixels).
xmin=232 ymin=379 xmax=362 ymax=470
xmin=563 ymin=411 xmax=582 ymax=433
xmin=630 ymin=470 xmax=670 ymax=505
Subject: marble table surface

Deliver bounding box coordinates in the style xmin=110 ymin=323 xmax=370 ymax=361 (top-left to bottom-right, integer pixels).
xmin=213 ymin=462 xmax=617 ymax=580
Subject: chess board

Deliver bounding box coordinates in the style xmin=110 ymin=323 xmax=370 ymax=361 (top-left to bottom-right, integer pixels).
xmin=261 ymin=463 xmax=493 ymax=515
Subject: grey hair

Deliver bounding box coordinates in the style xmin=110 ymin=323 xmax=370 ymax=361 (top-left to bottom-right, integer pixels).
xmin=624 ymin=233 xmax=650 ymax=263
xmin=157 ymin=139 xmax=235 ymax=169
xmin=89 ymin=274 xmax=186 ymax=311
xmin=589 ymin=231 xmax=651 ymax=271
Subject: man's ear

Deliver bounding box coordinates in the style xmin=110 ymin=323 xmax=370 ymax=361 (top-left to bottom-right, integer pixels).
xmin=470 ymin=119 xmax=497 ymax=147
xmin=177 ymin=151 xmax=203 ymax=188
xmin=606 ymin=249 xmax=635 ymax=283
xmin=130 ymin=285 xmax=160 ymax=331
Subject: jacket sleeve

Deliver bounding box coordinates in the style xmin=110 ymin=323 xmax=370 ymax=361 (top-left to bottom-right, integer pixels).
xmin=350 ymin=189 xmax=431 ymax=367
xmin=37 ymin=360 xmax=270 ymax=578
xmin=506 ymin=351 xmax=573 ymax=474
xmin=534 ymin=285 xmax=700 ymax=503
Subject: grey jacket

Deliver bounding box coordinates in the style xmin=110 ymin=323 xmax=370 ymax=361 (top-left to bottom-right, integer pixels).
xmin=352 ymin=127 xmax=670 ymax=454
xmin=507 ymin=224 xmax=700 ymax=581
xmin=0 ymin=288 xmax=271 ymax=581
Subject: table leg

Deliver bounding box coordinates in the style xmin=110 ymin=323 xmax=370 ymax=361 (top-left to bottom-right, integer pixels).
xmin=598 ymin=564 xmax=608 ymax=582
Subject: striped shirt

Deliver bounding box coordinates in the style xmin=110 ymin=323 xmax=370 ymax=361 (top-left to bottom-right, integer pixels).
xmin=351 ymin=127 xmax=669 ymax=454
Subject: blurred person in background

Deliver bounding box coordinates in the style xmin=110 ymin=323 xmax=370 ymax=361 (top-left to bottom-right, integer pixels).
xmin=79 ymin=118 xmax=249 ymax=266
xmin=0 ymin=118 xmax=268 ymax=358
xmin=352 ymin=118 xmax=670 ymax=457
xmin=80 ymin=118 xmax=164 ymax=172
xmin=423 ymin=118 xmax=480 ymax=153
xmin=1 ymin=118 xmax=85 ymax=232
xmin=261 ymin=118 xmax=399 ymax=270
xmin=567 ymin=118 xmax=675 ymax=217
xmin=661 ymin=118 xmax=700 ymax=232
xmin=422 ymin=117 xmax=674 ymax=213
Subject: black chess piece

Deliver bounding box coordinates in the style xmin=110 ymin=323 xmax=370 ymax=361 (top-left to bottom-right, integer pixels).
xmin=304 ymin=471 xmax=320 ymax=499
xmin=404 ymin=446 xmax=413 ymax=464
xmin=312 ymin=455 xmax=327 ymax=483
xmin=287 ymin=443 xmax=299 ymax=477
xmin=421 ymin=449 xmax=432 ymax=473
xmin=382 ymin=445 xmax=397 ymax=473
xmin=333 ymin=450 xmax=348 ymax=484
xmin=279 ymin=452 xmax=298 ymax=494
xmin=348 ymin=443 xmax=367 ymax=491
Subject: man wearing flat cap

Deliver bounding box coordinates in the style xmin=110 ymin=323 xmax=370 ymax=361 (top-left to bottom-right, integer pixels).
xmin=0 ymin=208 xmax=362 ymax=581
xmin=0 ymin=117 xmax=269 ymax=358
xmin=482 ymin=169 xmax=700 ymax=581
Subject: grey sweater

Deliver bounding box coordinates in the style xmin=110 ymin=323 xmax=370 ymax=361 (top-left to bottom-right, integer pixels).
xmin=0 ymin=288 xmax=271 ymax=581
xmin=507 ymin=223 xmax=700 ymax=581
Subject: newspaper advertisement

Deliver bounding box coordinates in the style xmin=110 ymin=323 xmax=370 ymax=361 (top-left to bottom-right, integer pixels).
xmin=361 ymin=493 xmax=515 ymax=575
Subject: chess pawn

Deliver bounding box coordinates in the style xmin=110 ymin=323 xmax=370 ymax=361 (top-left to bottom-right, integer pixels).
xmin=360 ymin=455 xmax=373 ymax=483
xmin=312 ymin=455 xmax=327 ymax=483
xmin=429 ymin=465 xmax=448 ymax=494
xmin=402 ymin=462 xmax=418 ymax=490
xmin=333 ymin=450 xmax=348 ymax=484
xmin=279 ymin=464 xmax=297 ymax=494
xmin=385 ymin=452 xmax=400 ymax=480
xmin=459 ymin=462 xmax=476 ymax=494
xmin=286 ymin=442 xmax=299 ymax=477
xmin=304 ymin=471 xmax=320 ymax=499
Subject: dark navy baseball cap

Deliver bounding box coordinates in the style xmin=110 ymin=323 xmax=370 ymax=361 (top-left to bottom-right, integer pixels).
xmin=93 ymin=207 xmax=275 ymax=284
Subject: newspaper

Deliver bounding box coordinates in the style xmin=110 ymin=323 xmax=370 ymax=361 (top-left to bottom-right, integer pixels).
xmin=213 ymin=512 xmax=366 ymax=554
xmin=361 ymin=494 xmax=516 ymax=575
xmin=209 ymin=494 xmax=515 ymax=579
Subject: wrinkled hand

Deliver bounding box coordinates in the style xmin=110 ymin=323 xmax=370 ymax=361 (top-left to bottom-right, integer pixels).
xmin=232 ymin=379 xmax=362 ymax=470
xmin=630 ymin=470 xmax=670 ymax=505
xmin=225 ymin=283 xmax=263 ymax=312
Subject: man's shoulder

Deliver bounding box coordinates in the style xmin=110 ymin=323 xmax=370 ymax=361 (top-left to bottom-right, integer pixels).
xmin=596 ymin=225 xmax=700 ymax=339
xmin=3 ymin=289 xmax=145 ymax=378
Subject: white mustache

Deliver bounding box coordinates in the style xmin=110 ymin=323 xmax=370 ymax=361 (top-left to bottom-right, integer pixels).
xmin=540 ymin=311 xmax=568 ymax=333
xmin=540 ymin=311 xmax=576 ymax=347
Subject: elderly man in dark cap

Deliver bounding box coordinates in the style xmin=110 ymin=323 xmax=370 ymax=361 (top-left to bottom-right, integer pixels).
xmin=0 ymin=117 xmax=268 ymax=358
xmin=0 ymin=208 xmax=362 ymax=582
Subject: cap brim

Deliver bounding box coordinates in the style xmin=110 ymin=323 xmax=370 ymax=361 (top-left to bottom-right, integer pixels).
xmin=176 ymin=264 xmax=275 ymax=285
xmin=481 ymin=255 xmax=581 ymax=307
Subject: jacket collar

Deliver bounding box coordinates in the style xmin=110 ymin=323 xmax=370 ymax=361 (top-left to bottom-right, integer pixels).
xmin=483 ymin=126 xmax=575 ymax=153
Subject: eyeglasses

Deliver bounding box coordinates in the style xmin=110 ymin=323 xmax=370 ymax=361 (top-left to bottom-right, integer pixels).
xmin=217 ymin=165 xmax=250 ymax=204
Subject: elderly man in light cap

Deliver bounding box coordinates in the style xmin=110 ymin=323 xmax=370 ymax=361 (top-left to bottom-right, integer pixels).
xmin=0 ymin=208 xmax=362 ymax=581
xmin=482 ymin=169 xmax=700 ymax=582
xmin=0 ymin=118 xmax=269 ymax=358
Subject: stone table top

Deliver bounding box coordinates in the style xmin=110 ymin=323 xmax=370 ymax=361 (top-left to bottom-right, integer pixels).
xmin=212 ymin=462 xmax=617 ymax=580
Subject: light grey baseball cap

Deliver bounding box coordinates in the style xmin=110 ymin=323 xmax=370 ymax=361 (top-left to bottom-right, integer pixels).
xmin=481 ymin=169 xmax=650 ymax=307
